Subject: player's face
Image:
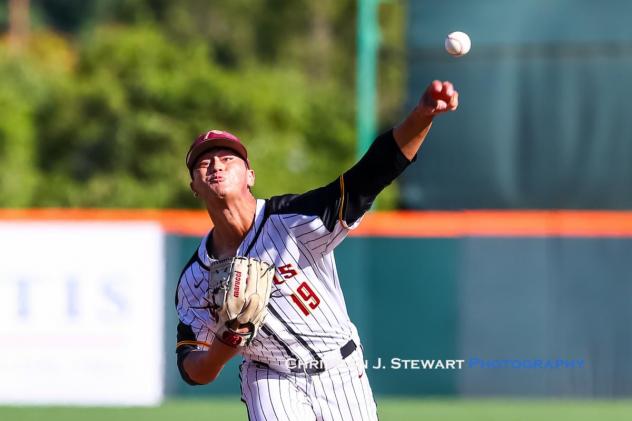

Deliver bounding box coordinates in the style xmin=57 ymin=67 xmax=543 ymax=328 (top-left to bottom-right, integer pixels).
xmin=190 ymin=148 xmax=254 ymax=201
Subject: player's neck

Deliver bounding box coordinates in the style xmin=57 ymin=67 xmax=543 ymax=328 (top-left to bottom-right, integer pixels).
xmin=206 ymin=193 xmax=257 ymax=258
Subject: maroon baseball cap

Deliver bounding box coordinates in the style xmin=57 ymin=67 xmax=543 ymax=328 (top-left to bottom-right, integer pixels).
xmin=186 ymin=130 xmax=250 ymax=175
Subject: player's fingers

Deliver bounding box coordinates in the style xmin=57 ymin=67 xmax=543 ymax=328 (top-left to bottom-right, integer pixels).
xmin=442 ymin=81 xmax=454 ymax=97
xmin=429 ymin=80 xmax=443 ymax=98
xmin=449 ymin=91 xmax=459 ymax=110
xmin=431 ymin=80 xmax=442 ymax=91
xmin=434 ymin=100 xmax=448 ymax=112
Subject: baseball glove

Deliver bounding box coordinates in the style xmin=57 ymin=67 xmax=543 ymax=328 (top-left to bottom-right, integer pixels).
xmin=207 ymin=256 xmax=274 ymax=347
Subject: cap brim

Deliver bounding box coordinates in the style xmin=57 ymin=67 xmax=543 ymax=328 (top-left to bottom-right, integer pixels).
xmin=187 ymin=138 xmax=249 ymax=171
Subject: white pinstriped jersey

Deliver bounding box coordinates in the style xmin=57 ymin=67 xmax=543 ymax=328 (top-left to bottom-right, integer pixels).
xmin=176 ymin=129 xmax=413 ymax=409
xmin=176 ymin=198 xmax=362 ymax=365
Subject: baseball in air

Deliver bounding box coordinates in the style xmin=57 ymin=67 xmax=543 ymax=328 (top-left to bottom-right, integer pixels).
xmin=445 ymin=31 xmax=471 ymax=57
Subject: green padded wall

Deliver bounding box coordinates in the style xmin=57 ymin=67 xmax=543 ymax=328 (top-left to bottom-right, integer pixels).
xmin=402 ymin=0 xmax=632 ymax=209
xmin=164 ymin=234 xmax=632 ymax=397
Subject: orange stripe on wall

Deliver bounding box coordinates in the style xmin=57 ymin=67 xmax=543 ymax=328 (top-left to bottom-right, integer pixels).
xmin=1 ymin=209 xmax=632 ymax=237
xmin=0 ymin=209 xmax=212 ymax=236
xmin=351 ymin=211 xmax=632 ymax=237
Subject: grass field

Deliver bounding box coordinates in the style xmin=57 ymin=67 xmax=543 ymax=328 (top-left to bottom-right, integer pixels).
xmin=2 ymin=398 xmax=632 ymax=421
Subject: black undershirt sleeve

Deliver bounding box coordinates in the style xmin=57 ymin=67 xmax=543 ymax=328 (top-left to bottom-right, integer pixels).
xmin=176 ymin=321 xmax=203 ymax=386
xmin=268 ymin=128 xmax=414 ymax=231
xmin=340 ymin=128 xmax=415 ymax=225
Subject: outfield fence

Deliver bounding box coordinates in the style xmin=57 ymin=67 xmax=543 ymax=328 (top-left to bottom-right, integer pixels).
xmin=1 ymin=210 xmax=631 ymax=404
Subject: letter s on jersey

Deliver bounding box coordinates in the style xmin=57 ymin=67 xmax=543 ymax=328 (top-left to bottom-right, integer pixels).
xmin=273 ymin=263 xmax=321 ymax=316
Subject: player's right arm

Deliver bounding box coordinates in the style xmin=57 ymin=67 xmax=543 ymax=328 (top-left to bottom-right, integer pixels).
xmin=180 ymin=340 xmax=240 ymax=384
xmin=176 ymin=244 xmax=238 ymax=385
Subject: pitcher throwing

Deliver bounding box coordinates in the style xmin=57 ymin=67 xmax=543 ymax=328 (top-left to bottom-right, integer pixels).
xmin=175 ymin=80 xmax=459 ymax=420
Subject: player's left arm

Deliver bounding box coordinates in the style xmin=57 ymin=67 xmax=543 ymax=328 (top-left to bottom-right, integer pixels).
xmin=340 ymin=80 xmax=458 ymax=227
xmin=278 ymin=81 xmax=458 ymax=251
xmin=393 ymin=80 xmax=458 ymax=160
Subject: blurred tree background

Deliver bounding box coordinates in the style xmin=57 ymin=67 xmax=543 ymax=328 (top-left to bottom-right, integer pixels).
xmin=0 ymin=0 xmax=405 ymax=208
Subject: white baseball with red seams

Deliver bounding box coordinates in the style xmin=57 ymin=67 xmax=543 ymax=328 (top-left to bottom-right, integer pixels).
xmin=445 ymin=31 xmax=471 ymax=56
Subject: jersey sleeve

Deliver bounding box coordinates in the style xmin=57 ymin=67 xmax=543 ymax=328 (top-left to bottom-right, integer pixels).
xmin=282 ymin=212 xmax=355 ymax=255
xmin=174 ymin=249 xmax=216 ymax=385
xmin=272 ymin=128 xmax=414 ymax=254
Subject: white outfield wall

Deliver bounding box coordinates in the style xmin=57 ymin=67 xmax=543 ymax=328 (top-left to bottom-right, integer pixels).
xmin=0 ymin=222 xmax=165 ymax=406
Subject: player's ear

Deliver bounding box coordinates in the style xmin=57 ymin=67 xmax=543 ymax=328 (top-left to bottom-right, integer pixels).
xmin=246 ymin=169 xmax=255 ymax=188
xmin=189 ymin=181 xmax=199 ymax=199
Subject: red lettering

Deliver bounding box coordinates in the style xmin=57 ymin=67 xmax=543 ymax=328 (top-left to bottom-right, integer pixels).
xmin=291 ymin=294 xmax=310 ymax=316
xmin=233 ymin=271 xmax=242 ymax=297
xmin=290 ymin=282 xmax=320 ymax=316
xmin=278 ymin=264 xmax=298 ymax=279
xmin=297 ymin=283 xmax=320 ymax=310
xmin=270 ymin=265 xmax=321 ymax=316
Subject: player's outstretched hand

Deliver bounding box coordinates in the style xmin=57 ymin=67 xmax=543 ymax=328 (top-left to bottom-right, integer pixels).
xmin=417 ymin=80 xmax=459 ymax=117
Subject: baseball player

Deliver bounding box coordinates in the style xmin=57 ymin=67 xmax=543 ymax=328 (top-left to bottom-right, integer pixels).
xmin=175 ymin=80 xmax=459 ymax=420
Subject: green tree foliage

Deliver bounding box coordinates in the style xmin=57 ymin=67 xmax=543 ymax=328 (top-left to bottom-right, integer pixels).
xmin=0 ymin=0 xmax=404 ymax=208
xmin=0 ymin=57 xmax=39 ymax=206
xmin=0 ymin=31 xmax=72 ymax=207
